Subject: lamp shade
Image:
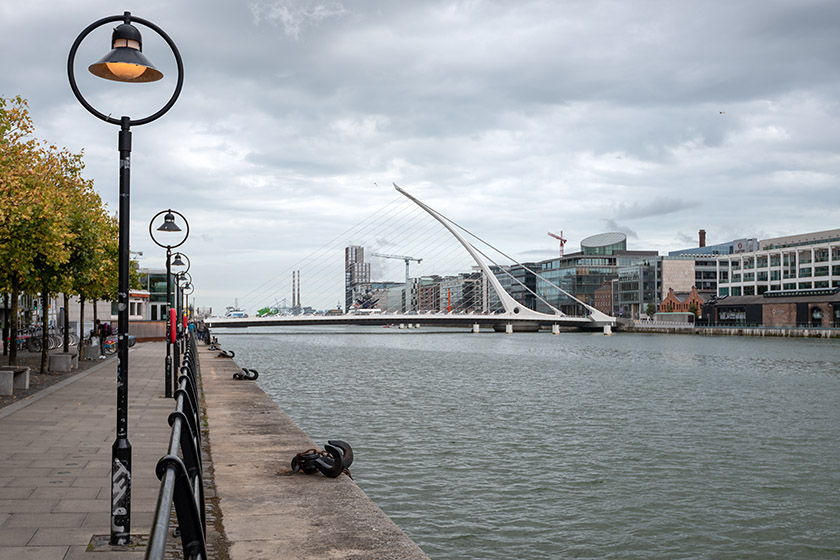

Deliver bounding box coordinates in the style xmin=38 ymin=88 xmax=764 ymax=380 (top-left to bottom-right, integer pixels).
xmin=157 ymin=211 xmax=181 ymax=232
xmin=88 ymin=23 xmax=163 ymax=83
xmin=171 ymin=254 xmax=185 ymax=267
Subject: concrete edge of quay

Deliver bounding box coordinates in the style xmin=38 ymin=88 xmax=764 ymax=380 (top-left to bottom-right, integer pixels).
xmin=621 ymin=324 xmax=840 ymax=337
xmin=198 ymin=342 xmax=431 ymax=560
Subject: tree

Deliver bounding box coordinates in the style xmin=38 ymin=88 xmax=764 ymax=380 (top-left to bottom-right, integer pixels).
xmin=688 ymin=303 xmax=699 ymax=318
xmin=1 ymin=96 xmax=111 ymax=370
xmin=70 ymin=205 xmax=114 ymax=358
xmin=645 ymin=302 xmax=656 ymax=319
xmin=0 ymin=96 xmax=45 ymax=366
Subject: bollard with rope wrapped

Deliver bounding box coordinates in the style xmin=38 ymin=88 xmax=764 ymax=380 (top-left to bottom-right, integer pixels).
xmin=291 ymin=440 xmax=354 ymax=478
xmin=232 ymin=367 xmax=259 ymax=380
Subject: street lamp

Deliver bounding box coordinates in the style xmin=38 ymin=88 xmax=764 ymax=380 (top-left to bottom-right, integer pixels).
xmin=68 ymin=12 xmax=183 ymax=547
xmin=182 ymin=281 xmax=195 ymax=332
xmin=174 ymin=266 xmax=192 ymax=367
xmin=149 ymin=210 xmax=189 ymax=398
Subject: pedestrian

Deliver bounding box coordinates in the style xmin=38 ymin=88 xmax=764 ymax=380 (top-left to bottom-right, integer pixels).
xmin=93 ymin=319 xmax=100 ymax=353
xmin=98 ymin=320 xmax=111 ymax=359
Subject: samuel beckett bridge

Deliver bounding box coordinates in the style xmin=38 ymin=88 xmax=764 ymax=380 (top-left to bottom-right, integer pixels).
xmin=207 ymin=185 xmax=616 ymax=334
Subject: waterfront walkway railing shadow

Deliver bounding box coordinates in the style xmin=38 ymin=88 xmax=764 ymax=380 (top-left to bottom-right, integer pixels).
xmin=146 ymin=334 xmax=207 ymax=559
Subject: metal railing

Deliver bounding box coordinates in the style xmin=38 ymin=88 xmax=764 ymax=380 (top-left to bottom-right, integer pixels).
xmin=146 ymin=334 xmax=207 ymax=559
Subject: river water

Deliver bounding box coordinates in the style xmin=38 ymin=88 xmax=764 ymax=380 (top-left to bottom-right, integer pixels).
xmin=212 ymin=326 xmax=840 ymax=559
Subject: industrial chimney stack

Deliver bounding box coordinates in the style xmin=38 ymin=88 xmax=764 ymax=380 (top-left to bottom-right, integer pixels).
xmin=699 ymin=229 xmax=706 ymax=248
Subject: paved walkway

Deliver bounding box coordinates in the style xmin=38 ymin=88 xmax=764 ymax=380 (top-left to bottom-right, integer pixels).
xmin=0 ymin=340 xmax=430 ymax=559
xmin=0 ymin=342 xmax=175 ymax=559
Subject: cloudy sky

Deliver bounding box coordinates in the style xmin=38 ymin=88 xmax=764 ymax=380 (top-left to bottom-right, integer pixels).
xmin=3 ymin=0 xmax=839 ymax=313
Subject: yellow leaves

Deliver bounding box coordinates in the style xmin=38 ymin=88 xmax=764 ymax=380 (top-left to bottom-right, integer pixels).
xmin=0 ymin=95 xmax=112 ymax=297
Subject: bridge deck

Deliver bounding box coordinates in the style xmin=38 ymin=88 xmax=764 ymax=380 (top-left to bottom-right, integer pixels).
xmin=206 ymin=313 xmax=601 ymax=329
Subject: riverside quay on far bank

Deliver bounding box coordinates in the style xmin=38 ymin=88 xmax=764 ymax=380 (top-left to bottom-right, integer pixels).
xmin=595 ymin=227 xmax=840 ymax=328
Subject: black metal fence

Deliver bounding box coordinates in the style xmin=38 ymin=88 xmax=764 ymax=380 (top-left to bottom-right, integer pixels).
xmin=146 ymin=334 xmax=206 ymax=559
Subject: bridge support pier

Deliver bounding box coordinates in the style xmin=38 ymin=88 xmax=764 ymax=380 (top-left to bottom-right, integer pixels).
xmin=399 ymin=323 xmax=405 ymax=329
xmin=552 ymin=324 xmax=560 ymax=335
xmin=472 ymin=324 xmax=480 ymax=334
xmin=603 ymin=325 xmax=612 ymax=335
xmin=505 ymin=324 xmax=513 ymax=334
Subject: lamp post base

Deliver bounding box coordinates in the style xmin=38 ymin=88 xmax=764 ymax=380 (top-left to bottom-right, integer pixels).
xmin=110 ymin=437 xmax=132 ymax=545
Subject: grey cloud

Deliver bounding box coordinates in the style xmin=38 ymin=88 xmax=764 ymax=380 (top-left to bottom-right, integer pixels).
xmin=6 ymin=0 xmax=840 ymax=313
xmin=613 ymin=199 xmax=694 ymax=220
xmin=602 ymin=220 xmax=638 ymax=239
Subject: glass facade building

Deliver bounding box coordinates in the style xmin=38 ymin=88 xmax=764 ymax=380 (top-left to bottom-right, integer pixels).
xmin=138 ymin=268 xmax=171 ymax=321
xmin=536 ymin=233 xmax=656 ymax=315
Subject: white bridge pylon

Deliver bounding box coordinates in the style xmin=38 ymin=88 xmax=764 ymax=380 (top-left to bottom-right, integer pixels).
xmin=207 ymin=185 xmax=616 ymax=332
xmin=393 ymin=184 xmax=615 ymax=327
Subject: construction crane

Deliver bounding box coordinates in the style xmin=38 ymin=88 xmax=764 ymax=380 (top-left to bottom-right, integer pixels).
xmin=547 ymin=231 xmax=567 ymax=257
xmin=370 ymin=253 xmax=422 ymax=286
xmin=370 ymin=253 xmax=423 ymax=313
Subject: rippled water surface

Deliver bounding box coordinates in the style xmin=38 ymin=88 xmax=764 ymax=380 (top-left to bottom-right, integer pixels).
xmin=214 ymin=327 xmax=840 ymax=559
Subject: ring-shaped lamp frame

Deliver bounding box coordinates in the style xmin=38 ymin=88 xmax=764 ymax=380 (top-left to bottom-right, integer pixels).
xmin=171 ymin=253 xmax=191 ymax=275
xmin=67 ymin=12 xmax=184 ymax=127
xmin=177 ymin=270 xmax=193 ymax=286
xmin=182 ymin=283 xmax=195 ymax=296
xmin=149 ymin=209 xmax=189 ymax=249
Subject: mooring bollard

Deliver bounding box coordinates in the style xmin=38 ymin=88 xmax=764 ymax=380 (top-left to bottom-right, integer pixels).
xmin=291 ymin=440 xmax=354 ymax=478
xmin=232 ymin=368 xmax=259 ymax=380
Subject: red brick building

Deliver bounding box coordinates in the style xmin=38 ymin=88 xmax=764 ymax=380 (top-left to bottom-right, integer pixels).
xmin=660 ymin=286 xmax=707 ymax=314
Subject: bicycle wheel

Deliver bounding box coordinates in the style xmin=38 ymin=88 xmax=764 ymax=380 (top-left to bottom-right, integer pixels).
xmin=27 ymin=336 xmax=42 ymax=352
xmin=105 ymin=336 xmax=118 ymax=354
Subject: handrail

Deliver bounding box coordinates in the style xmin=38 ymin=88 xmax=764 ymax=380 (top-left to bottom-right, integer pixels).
xmin=146 ymin=334 xmax=207 ymax=560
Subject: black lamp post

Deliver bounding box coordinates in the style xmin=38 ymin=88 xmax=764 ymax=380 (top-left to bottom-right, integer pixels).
xmin=173 ymin=266 xmax=192 ymax=370
xmin=149 ymin=210 xmax=189 ymax=398
xmin=182 ymin=281 xmax=195 ymax=333
xmin=68 ymin=12 xmax=183 ymax=546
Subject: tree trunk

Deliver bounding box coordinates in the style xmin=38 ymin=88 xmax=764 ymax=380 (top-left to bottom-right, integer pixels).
xmin=2 ymin=293 xmax=8 ymax=356
xmin=63 ymin=293 xmax=70 ymax=353
xmin=40 ymin=290 xmax=49 ymax=375
xmin=79 ymin=295 xmax=86 ymax=361
xmin=9 ymin=280 xmax=19 ymax=366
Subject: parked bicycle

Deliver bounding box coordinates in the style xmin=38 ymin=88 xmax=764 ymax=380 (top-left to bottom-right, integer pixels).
xmin=103 ymin=334 xmax=118 ymax=355
xmin=25 ymin=327 xmax=79 ymax=352
xmin=99 ymin=334 xmax=136 ymax=355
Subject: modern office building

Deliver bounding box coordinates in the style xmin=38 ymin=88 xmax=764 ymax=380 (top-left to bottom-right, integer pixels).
xmin=345 ymin=245 xmax=371 ymax=312
xmin=367 ymin=281 xmax=405 ymax=313
xmin=615 ymin=260 xmax=658 ymax=318
xmin=417 ymin=278 xmax=441 ymax=312
xmin=703 ymin=228 xmax=840 ymax=327
xmin=669 ymin=231 xmax=758 ymax=257
xmin=537 ymin=233 xmax=657 ymax=315
xmin=716 ymin=228 xmax=840 ymax=297
xmin=138 ymin=268 xmax=172 ymax=321
xmin=439 ymin=272 xmax=484 ymax=312
xmin=507 ymin=263 xmax=537 ymax=310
